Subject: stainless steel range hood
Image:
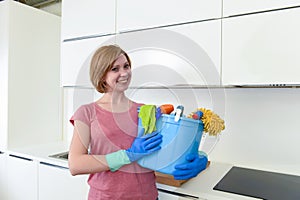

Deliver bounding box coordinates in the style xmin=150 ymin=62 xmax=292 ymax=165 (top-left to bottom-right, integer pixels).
xmin=19 ymin=0 xmax=60 ymax=8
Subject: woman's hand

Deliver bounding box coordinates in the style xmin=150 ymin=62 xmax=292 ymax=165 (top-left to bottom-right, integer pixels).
xmin=126 ymin=131 xmax=163 ymax=162
xmin=172 ymin=152 xmax=208 ymax=180
xmin=106 ymin=131 xmax=162 ymax=172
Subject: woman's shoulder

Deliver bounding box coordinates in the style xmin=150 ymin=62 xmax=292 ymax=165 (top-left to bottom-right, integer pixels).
xmin=79 ymin=102 xmax=95 ymax=109
xmin=74 ymin=102 xmax=97 ymax=119
xmin=70 ymin=102 xmax=96 ymax=126
xmin=75 ymin=102 xmax=95 ymax=113
xmin=132 ymin=101 xmax=144 ymax=107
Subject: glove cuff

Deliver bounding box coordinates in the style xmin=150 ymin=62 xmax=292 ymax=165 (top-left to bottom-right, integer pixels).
xmin=106 ymin=150 xmax=131 ymax=172
xmin=198 ymin=151 xmax=208 ymax=157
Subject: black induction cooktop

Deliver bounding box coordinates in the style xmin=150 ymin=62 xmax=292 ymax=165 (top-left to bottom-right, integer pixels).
xmin=213 ymin=166 xmax=300 ymax=200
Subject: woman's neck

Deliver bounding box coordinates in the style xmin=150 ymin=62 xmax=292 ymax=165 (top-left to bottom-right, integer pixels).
xmin=96 ymin=92 xmax=132 ymax=112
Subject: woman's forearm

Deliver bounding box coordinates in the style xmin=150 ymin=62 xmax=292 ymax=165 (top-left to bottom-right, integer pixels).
xmin=68 ymin=153 xmax=109 ymax=176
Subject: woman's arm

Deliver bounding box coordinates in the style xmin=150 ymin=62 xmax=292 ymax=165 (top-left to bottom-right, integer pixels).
xmin=68 ymin=120 xmax=109 ymax=176
xmin=68 ymin=119 xmax=163 ymax=175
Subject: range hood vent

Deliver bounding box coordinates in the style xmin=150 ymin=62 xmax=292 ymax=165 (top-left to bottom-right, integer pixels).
xmin=19 ymin=0 xmax=60 ymax=8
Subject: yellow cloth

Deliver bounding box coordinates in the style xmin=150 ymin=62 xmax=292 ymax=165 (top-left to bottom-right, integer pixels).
xmin=138 ymin=105 xmax=156 ymax=135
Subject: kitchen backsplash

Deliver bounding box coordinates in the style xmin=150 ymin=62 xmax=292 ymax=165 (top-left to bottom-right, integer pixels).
xmin=63 ymin=87 xmax=300 ymax=175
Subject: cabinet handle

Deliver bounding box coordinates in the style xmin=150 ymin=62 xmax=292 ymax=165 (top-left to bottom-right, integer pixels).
xmin=157 ymin=188 xmax=199 ymax=199
xmin=63 ymin=32 xmax=115 ymax=42
xmin=40 ymin=161 xmax=69 ymax=170
xmin=9 ymin=154 xmax=32 ymax=161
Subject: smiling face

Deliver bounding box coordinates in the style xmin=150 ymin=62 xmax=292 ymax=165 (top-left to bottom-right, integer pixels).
xmin=104 ymin=54 xmax=132 ymax=93
xmin=90 ymin=45 xmax=132 ymax=93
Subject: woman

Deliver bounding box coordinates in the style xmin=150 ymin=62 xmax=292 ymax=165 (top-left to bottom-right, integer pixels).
xmin=68 ymin=45 xmax=208 ymax=199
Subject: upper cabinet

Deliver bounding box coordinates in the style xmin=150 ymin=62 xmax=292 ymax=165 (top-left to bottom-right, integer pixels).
xmin=222 ymin=7 xmax=300 ymax=86
xmin=117 ymin=0 xmax=222 ymax=32
xmin=61 ymin=35 xmax=116 ymax=87
xmin=0 ymin=0 xmax=61 ymax=150
xmin=61 ymin=1 xmax=300 ymax=87
xmin=61 ymin=0 xmax=116 ymax=41
xmin=116 ymin=20 xmax=221 ymax=87
xmin=223 ymin=0 xmax=300 ymax=17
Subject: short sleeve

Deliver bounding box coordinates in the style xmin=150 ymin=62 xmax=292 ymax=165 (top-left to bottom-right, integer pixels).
xmin=70 ymin=103 xmax=94 ymax=127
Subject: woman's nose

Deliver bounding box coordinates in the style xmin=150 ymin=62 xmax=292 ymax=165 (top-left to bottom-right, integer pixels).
xmin=120 ymin=68 xmax=130 ymax=76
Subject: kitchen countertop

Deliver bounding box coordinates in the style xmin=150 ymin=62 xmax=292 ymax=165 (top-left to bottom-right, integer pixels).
xmin=6 ymin=141 xmax=69 ymax=168
xmin=6 ymin=142 xmax=261 ymax=199
xmin=156 ymin=162 xmax=261 ymax=200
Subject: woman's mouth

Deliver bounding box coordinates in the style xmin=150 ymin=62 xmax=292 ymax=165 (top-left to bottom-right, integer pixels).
xmin=117 ymin=79 xmax=128 ymax=83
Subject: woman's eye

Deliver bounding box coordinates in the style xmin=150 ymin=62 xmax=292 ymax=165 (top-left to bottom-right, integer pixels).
xmin=111 ymin=67 xmax=118 ymax=72
xmin=124 ymin=64 xmax=130 ymax=69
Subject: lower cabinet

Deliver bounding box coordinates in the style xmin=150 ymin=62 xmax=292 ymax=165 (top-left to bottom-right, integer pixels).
xmin=39 ymin=162 xmax=89 ymax=200
xmin=6 ymin=154 xmax=38 ymax=200
xmin=158 ymin=191 xmax=185 ymax=199
xmin=158 ymin=189 xmax=199 ymax=200
xmin=0 ymin=152 xmax=7 ymax=200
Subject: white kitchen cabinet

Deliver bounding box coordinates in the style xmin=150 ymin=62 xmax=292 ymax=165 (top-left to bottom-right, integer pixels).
xmin=116 ymin=20 xmax=221 ymax=87
xmin=158 ymin=190 xmax=196 ymax=199
xmin=222 ymin=7 xmax=300 ymax=86
xmin=61 ymin=0 xmax=116 ymax=41
xmin=62 ymin=87 xmax=96 ymax=145
xmin=61 ymin=35 xmax=115 ymax=87
xmin=6 ymin=154 xmax=38 ymax=200
xmin=117 ymin=0 xmax=222 ymax=32
xmin=39 ymin=162 xmax=89 ymax=200
xmin=223 ymin=0 xmax=300 ymax=17
xmin=0 ymin=0 xmax=61 ymax=150
xmin=0 ymin=152 xmax=7 ymax=200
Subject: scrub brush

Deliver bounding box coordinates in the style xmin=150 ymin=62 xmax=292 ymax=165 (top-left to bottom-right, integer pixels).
xmin=188 ymin=108 xmax=225 ymax=136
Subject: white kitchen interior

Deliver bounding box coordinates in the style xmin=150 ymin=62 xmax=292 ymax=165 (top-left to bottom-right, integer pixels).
xmin=1 ymin=0 xmax=300 ymax=199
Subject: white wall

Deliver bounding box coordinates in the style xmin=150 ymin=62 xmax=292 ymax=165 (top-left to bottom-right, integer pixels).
xmin=211 ymin=88 xmax=300 ymax=175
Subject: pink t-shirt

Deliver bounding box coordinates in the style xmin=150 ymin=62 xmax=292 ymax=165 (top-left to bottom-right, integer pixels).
xmin=70 ymin=102 xmax=158 ymax=200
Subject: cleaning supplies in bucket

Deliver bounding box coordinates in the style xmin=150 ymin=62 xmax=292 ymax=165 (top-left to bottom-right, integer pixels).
xmin=187 ymin=108 xmax=225 ymax=136
xmin=137 ymin=104 xmax=204 ymax=174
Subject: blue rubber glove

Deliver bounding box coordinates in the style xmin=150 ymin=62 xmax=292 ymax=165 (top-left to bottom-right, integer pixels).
xmin=172 ymin=152 xmax=208 ymax=180
xmin=106 ymin=131 xmax=162 ymax=172
xmin=156 ymin=107 xmax=162 ymax=119
xmin=125 ymin=131 xmax=162 ymax=162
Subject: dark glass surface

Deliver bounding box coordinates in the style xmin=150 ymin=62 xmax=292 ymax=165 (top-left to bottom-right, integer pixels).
xmin=213 ymin=166 xmax=300 ymax=200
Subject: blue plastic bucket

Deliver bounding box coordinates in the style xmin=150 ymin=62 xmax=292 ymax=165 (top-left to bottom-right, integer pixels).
xmin=137 ymin=113 xmax=204 ymax=175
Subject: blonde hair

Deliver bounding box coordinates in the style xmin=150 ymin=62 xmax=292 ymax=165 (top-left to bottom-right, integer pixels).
xmin=90 ymin=45 xmax=131 ymax=93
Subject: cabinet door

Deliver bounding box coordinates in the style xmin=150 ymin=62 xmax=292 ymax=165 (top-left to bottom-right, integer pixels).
xmin=0 ymin=1 xmax=8 ymax=151
xmin=61 ymin=35 xmax=115 ymax=87
xmin=62 ymin=87 xmax=96 ymax=145
xmin=0 ymin=152 xmax=7 ymax=200
xmin=116 ymin=20 xmax=221 ymax=87
xmin=223 ymin=0 xmax=300 ymax=17
xmin=1 ymin=0 xmax=60 ymax=149
xmin=6 ymin=155 xmax=38 ymax=200
xmin=117 ymin=0 xmax=222 ymax=32
xmin=222 ymin=7 xmax=300 ymax=86
xmin=61 ymin=0 xmax=116 ymax=41
xmin=39 ymin=163 xmax=89 ymax=200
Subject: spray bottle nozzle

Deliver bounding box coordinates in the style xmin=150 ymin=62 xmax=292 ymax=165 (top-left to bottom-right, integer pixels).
xmin=174 ymin=105 xmax=184 ymax=122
